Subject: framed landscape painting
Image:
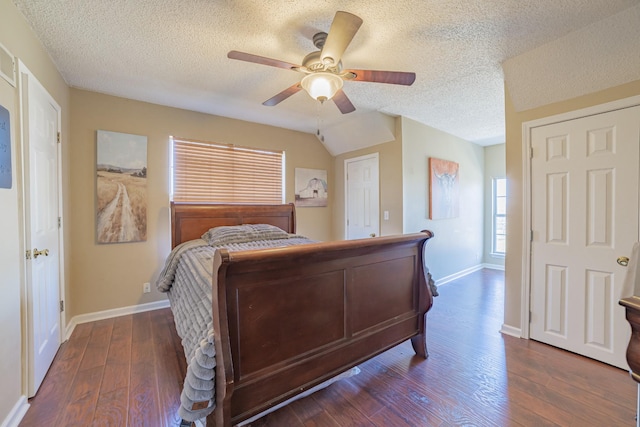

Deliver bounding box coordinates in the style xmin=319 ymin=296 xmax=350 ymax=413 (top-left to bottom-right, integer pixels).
xmin=96 ymin=130 xmax=147 ymax=243
xmin=429 ymin=157 xmax=460 ymax=220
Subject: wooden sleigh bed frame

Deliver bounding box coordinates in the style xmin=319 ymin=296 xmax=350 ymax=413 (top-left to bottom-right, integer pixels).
xmin=170 ymin=202 xmax=435 ymax=426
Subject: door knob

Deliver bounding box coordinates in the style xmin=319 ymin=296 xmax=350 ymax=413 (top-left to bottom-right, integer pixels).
xmin=33 ymin=248 xmax=49 ymax=259
xmin=617 ymin=256 xmax=630 ymax=267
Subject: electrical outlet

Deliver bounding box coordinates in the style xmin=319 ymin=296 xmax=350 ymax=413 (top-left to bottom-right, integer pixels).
xmin=143 ymin=282 xmax=151 ymax=293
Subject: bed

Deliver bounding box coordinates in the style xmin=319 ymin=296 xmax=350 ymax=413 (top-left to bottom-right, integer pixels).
xmin=160 ymin=202 xmax=435 ymax=426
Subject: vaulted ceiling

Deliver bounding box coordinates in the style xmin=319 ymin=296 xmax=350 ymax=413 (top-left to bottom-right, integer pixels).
xmin=13 ymin=0 xmax=640 ymax=154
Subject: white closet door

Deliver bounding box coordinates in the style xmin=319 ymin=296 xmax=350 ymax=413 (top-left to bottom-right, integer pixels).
xmin=530 ymin=105 xmax=640 ymax=369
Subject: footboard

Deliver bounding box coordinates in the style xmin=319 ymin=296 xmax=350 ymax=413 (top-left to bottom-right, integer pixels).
xmin=207 ymin=231 xmax=434 ymax=426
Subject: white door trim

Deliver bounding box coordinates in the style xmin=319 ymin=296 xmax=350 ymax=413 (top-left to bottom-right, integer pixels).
xmin=17 ymin=60 xmax=66 ymax=394
xmin=344 ymin=152 xmax=380 ymax=240
xmin=521 ymin=94 xmax=640 ymax=339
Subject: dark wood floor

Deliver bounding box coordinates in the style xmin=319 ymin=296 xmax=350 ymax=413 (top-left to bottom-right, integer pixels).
xmin=21 ymin=269 xmax=637 ymax=426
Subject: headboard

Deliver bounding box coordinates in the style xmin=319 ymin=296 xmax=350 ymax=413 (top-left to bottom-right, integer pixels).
xmin=170 ymin=202 xmax=297 ymax=248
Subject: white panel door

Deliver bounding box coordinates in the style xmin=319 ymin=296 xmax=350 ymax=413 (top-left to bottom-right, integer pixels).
xmin=345 ymin=154 xmax=379 ymax=239
xmin=530 ymin=105 xmax=640 ymax=369
xmin=23 ymin=72 xmax=62 ymax=396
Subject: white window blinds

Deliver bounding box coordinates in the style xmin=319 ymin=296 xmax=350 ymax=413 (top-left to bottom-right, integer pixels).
xmin=171 ymin=137 xmax=284 ymax=204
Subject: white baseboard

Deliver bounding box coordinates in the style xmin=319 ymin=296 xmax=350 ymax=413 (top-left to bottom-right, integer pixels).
xmin=500 ymin=324 xmax=522 ymax=338
xmin=435 ymin=263 xmax=505 ymax=287
xmin=482 ymin=263 xmax=505 ymax=271
xmin=0 ymin=396 xmax=29 ymax=427
xmin=435 ymin=264 xmax=484 ymax=286
xmin=65 ymin=299 xmax=170 ymax=340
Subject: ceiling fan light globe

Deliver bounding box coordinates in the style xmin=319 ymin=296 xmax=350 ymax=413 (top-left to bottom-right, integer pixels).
xmin=301 ymin=72 xmax=343 ymax=102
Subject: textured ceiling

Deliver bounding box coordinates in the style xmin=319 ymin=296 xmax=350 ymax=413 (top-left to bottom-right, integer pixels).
xmin=503 ymin=5 xmax=640 ymax=112
xmin=13 ymin=0 xmax=640 ymax=154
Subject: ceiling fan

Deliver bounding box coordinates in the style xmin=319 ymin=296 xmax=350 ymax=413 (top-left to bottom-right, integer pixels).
xmin=227 ymin=11 xmax=416 ymax=114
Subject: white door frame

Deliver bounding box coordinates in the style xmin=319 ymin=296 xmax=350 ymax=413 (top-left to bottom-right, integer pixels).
xmin=344 ymin=152 xmax=380 ymax=239
xmin=520 ymin=94 xmax=640 ymax=339
xmin=17 ymin=60 xmax=66 ymax=394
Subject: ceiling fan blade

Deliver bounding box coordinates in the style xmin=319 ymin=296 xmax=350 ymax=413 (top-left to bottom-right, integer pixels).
xmin=332 ymin=89 xmax=356 ymax=114
xmin=345 ymin=69 xmax=416 ymax=86
xmin=320 ymin=11 xmax=363 ymax=67
xmin=228 ymin=50 xmax=302 ymax=71
xmin=263 ymin=83 xmax=303 ymax=106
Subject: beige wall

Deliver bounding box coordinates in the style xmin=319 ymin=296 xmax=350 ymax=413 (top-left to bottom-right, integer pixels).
xmin=69 ymin=89 xmax=333 ymax=317
xmin=504 ymin=79 xmax=640 ymax=330
xmin=0 ymin=0 xmax=70 ymax=421
xmin=401 ymin=116 xmax=485 ymax=282
xmin=332 ymin=117 xmax=404 ymax=240
xmin=333 ymin=116 xmax=488 ymax=281
xmin=483 ymin=143 xmax=506 ymax=267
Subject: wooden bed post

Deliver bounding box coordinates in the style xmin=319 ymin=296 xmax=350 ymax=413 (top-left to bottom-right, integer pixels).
xmin=620 ymin=296 xmax=640 ymax=427
xmin=410 ymin=230 xmax=434 ymax=359
xmin=620 ymin=297 xmax=640 ymax=382
xmin=210 ymin=249 xmax=234 ymax=427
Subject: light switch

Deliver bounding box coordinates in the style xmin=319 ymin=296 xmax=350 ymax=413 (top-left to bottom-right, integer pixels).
xmin=383 ymin=210 xmax=389 ymax=220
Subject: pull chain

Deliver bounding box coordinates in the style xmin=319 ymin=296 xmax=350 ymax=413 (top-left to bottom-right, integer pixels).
xmin=316 ymin=101 xmax=325 ymax=142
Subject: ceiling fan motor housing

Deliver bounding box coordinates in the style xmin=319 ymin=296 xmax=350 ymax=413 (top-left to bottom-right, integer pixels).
xmin=303 ymin=51 xmax=342 ymax=73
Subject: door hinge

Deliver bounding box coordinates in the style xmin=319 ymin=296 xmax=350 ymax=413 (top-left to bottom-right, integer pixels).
xmin=529 ymin=310 xmax=532 ymax=322
xmin=57 ymin=132 xmax=61 ymax=144
xmin=60 ymin=300 xmax=64 ymax=312
xmin=25 ymin=249 xmax=32 ymax=260
xmin=58 ymin=217 xmax=61 ymax=228
xmin=530 ymin=230 xmax=533 ymax=242
xmin=529 ymin=146 xmax=533 ymax=159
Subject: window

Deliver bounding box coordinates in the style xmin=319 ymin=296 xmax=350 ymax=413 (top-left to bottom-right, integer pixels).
xmin=492 ymin=177 xmax=506 ymax=255
xmin=171 ymin=137 xmax=284 ymax=204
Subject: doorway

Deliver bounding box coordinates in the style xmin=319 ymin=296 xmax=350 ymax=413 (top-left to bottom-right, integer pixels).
xmin=19 ymin=62 xmax=65 ymax=396
xmin=523 ymin=98 xmax=640 ymax=369
xmin=345 ymin=153 xmax=379 ymax=239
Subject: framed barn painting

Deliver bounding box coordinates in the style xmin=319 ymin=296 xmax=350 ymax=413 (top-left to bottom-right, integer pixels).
xmin=294 ymin=168 xmax=328 ymax=207
xmin=96 ymin=130 xmax=147 ymax=243
xmin=429 ymin=157 xmax=460 ymax=220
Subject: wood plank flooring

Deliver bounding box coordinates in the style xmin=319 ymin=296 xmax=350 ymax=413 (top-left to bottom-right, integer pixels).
xmin=20 ymin=269 xmax=637 ymax=426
